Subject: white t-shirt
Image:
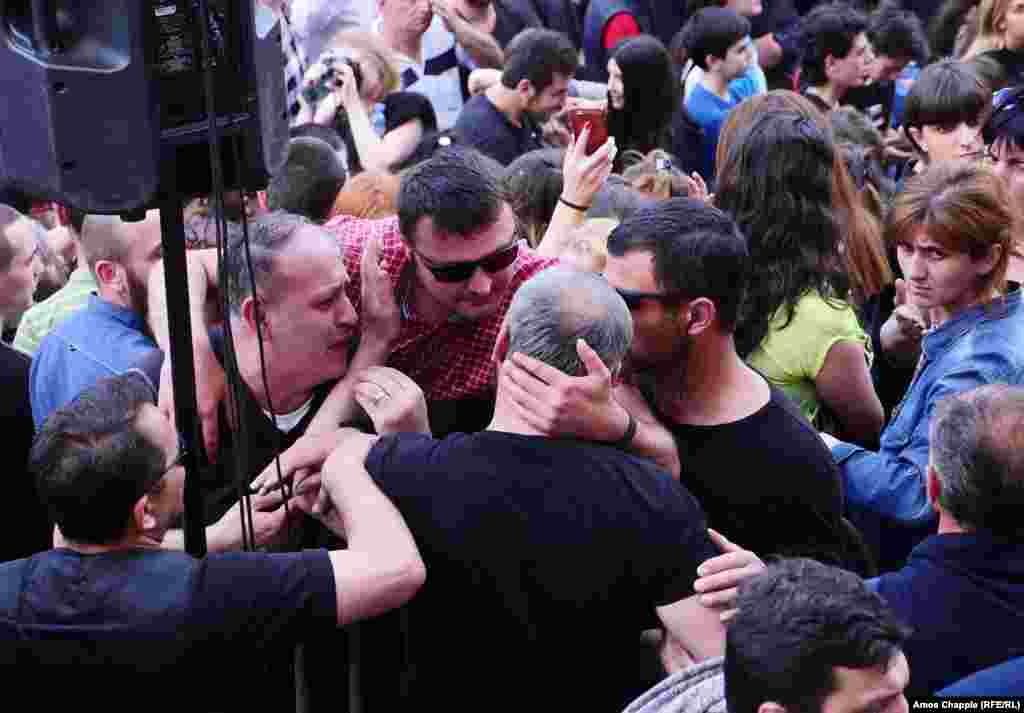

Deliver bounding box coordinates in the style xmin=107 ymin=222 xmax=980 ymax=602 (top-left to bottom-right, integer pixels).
xmin=264 ymin=397 xmax=314 ymax=433
xmin=373 ymin=15 xmax=465 ymax=130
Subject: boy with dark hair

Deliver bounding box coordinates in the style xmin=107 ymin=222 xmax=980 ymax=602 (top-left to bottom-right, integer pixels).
xmin=0 ymin=371 xmax=425 ymax=708
xmin=267 ymin=136 xmax=349 ymax=223
xmin=680 ymin=8 xmax=753 ymax=180
xmin=623 ymin=558 xmax=910 ymax=713
xmin=845 ymin=1 xmax=930 ymax=131
xmin=454 ymin=28 xmax=577 ymax=165
xmin=799 ymin=2 xmax=871 ymax=113
xmin=725 ymin=559 xmax=910 ymax=713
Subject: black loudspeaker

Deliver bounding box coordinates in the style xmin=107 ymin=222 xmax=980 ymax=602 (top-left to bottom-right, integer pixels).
xmin=0 ymin=1 xmax=289 ymax=212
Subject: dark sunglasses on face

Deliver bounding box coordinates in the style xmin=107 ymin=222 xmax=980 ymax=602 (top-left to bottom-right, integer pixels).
xmin=614 ymin=286 xmax=690 ymax=309
xmin=418 ymin=240 xmax=521 ymax=283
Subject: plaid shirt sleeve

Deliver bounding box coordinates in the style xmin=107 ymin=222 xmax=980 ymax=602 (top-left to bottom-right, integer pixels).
xmin=280 ymin=9 xmax=308 ymax=124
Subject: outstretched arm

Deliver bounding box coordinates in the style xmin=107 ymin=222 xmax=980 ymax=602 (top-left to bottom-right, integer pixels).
xmin=147 ymin=248 xmax=226 ymax=461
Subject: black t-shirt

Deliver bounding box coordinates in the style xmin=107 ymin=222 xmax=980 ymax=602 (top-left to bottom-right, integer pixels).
xmin=453 ymin=94 xmax=545 ymax=166
xmin=337 ymin=91 xmax=438 ymax=175
xmin=203 ymin=329 xmax=338 ymax=528
xmin=652 ymin=383 xmax=854 ymax=568
xmin=0 ymin=343 xmax=49 ymax=563
xmin=362 ymin=430 xmax=719 ymax=712
xmin=0 ymin=547 xmax=335 ymax=710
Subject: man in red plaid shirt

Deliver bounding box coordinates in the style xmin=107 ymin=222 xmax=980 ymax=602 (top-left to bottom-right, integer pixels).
xmin=321 ymin=148 xmax=556 ymax=434
xmin=151 ymin=138 xmax=681 ymax=475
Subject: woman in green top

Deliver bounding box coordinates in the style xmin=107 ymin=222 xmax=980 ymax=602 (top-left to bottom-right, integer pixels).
xmin=715 ymin=111 xmax=884 ymax=446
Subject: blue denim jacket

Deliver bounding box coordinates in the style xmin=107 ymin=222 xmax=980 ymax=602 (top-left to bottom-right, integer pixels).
xmin=30 ymin=295 xmax=160 ymax=427
xmin=832 ymin=289 xmax=1024 ymax=527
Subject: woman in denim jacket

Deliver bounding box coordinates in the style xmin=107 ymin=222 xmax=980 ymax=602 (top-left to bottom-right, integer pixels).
xmin=824 ymin=161 xmax=1024 ymax=565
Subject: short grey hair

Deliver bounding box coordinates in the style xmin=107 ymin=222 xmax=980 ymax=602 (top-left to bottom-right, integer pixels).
xmin=506 ymin=266 xmax=632 ymax=376
xmin=224 ymin=210 xmax=312 ymax=316
xmin=930 ymin=384 xmax=1024 ymax=537
xmin=80 ymin=214 xmax=132 ymax=270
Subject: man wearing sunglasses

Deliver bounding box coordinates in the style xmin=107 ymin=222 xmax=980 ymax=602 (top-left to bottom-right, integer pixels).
xmin=2 ymin=371 xmax=424 ymax=708
xmin=322 ymin=146 xmax=561 ymax=437
xmin=505 ymin=199 xmax=864 ymax=573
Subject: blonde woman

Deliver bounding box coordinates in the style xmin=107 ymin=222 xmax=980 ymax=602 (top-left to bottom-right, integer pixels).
xmin=296 ymin=30 xmax=438 ymax=172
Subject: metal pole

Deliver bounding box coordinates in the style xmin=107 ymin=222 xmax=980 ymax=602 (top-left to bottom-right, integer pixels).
xmin=158 ymin=154 xmax=207 ymax=557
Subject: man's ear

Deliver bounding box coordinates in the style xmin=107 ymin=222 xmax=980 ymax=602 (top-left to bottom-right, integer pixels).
xmin=685 ymin=297 xmax=716 ymax=336
xmin=94 ymin=259 xmax=121 ymax=289
xmin=133 ymin=495 xmax=157 ymax=533
xmin=824 ymin=52 xmax=838 ymax=79
xmin=241 ymin=295 xmax=271 ymax=339
xmin=705 ymin=53 xmax=720 ymax=73
xmin=516 ymin=78 xmax=535 ymax=103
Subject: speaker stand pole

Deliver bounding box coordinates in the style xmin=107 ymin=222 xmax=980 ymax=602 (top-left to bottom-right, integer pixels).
xmin=159 ymin=153 xmax=207 ymax=558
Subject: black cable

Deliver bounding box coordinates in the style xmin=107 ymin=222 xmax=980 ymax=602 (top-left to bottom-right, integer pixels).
xmin=230 ymin=132 xmax=296 ymax=535
xmin=194 ymin=0 xmax=256 ymax=550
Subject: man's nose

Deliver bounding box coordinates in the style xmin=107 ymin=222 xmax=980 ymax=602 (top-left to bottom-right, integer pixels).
xmin=466 ymin=267 xmax=493 ymax=295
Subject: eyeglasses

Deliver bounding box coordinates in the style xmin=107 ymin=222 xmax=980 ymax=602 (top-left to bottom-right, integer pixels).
xmin=415 ymin=239 xmax=521 ymax=283
xmin=614 ymin=286 xmax=690 ymax=309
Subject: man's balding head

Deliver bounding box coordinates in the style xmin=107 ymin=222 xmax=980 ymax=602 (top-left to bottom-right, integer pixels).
xmin=506 ymin=266 xmax=633 ymax=376
xmin=80 ymin=214 xmax=133 ymax=271
xmin=930 ymin=384 xmax=1024 ymax=538
xmin=80 ymin=211 xmax=163 ymax=313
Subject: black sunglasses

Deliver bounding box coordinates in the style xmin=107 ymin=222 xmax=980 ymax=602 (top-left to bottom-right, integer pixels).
xmin=416 ymin=240 xmax=521 ymax=283
xmin=614 ymin=286 xmax=690 ymax=309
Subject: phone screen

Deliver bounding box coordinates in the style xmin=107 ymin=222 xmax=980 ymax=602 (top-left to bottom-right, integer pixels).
xmin=568 ymin=108 xmax=609 ymax=156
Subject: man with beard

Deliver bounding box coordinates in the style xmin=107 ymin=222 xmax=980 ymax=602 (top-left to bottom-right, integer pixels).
xmin=453 ymin=28 xmax=577 ymax=166
xmin=607 ymin=200 xmax=859 ymax=568
xmin=31 ymin=210 xmax=164 ymax=428
xmin=505 ymin=199 xmax=861 ymax=570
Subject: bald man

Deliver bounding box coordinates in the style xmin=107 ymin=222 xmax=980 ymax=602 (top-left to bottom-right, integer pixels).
xmin=30 ymin=211 xmax=164 ymax=427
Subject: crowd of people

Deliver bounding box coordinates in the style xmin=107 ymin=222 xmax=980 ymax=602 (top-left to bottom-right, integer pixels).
xmin=2 ymin=0 xmax=1024 ymax=709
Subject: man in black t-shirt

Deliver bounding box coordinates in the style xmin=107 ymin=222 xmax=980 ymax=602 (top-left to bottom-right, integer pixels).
xmin=288 ymin=266 xmax=725 ymax=712
xmin=598 ymin=200 xmax=861 ymax=571
xmin=1 ymin=371 xmax=424 ymax=710
xmin=454 ymin=28 xmax=577 ymax=165
xmin=147 ymin=211 xmax=427 ymax=538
